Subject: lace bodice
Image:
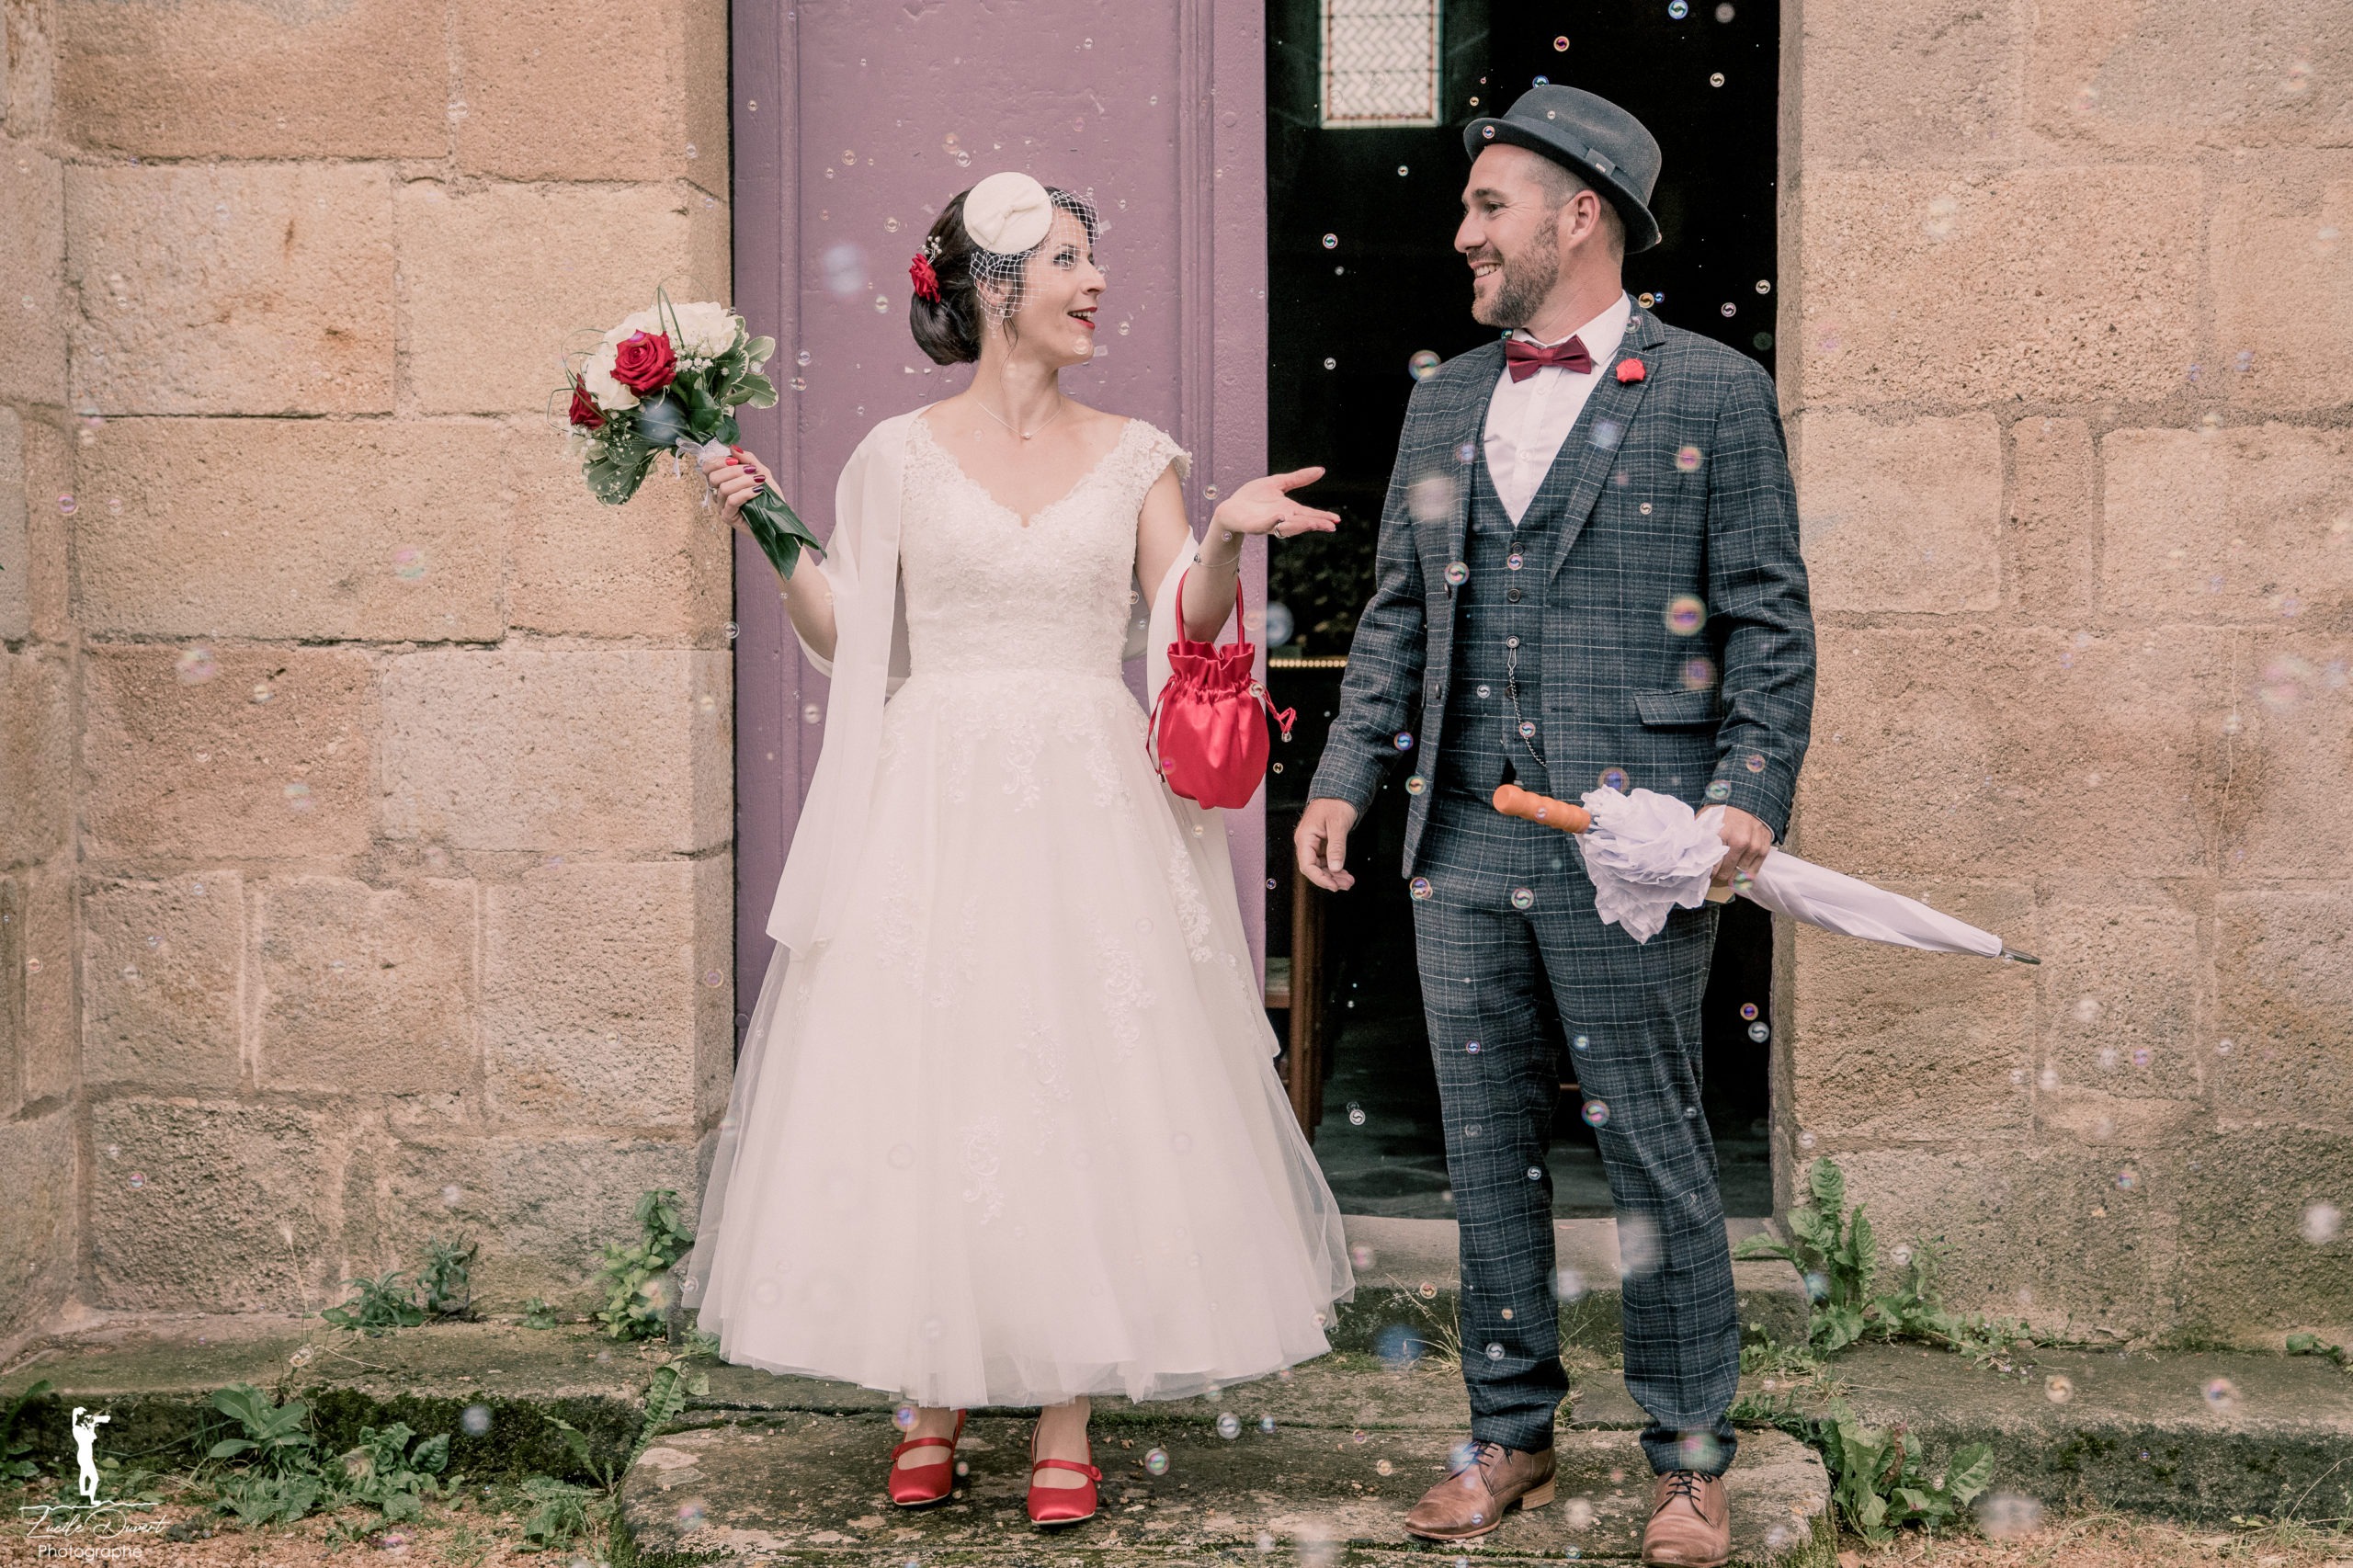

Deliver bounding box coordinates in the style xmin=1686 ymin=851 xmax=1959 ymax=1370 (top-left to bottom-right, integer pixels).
xmin=899 ymin=412 xmax=1190 ymax=678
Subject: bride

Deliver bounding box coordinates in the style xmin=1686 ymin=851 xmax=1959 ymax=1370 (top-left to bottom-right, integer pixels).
xmin=679 ymin=171 xmax=1358 ymax=1528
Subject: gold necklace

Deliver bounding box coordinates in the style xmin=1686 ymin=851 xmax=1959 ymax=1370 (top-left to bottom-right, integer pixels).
xmin=972 ymin=394 xmax=1068 ymax=441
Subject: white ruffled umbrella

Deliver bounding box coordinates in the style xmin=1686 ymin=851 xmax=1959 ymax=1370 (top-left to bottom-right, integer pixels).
xmin=1497 ymin=780 xmax=2040 ymax=963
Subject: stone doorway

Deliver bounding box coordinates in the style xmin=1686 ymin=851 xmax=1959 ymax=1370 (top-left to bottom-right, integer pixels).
xmin=1262 ymin=0 xmax=1781 ymax=1219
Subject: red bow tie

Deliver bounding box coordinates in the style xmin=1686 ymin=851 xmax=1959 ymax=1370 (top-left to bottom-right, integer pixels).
xmin=1503 ymin=335 xmax=1595 ymax=381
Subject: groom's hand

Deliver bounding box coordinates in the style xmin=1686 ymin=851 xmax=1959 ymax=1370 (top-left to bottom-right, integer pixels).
xmin=1711 ymin=806 xmax=1774 ymax=887
xmin=1295 ymin=798 xmax=1359 ymax=892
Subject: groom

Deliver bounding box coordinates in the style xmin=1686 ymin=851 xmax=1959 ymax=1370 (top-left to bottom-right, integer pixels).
xmin=1297 ymin=85 xmax=1815 ymax=1567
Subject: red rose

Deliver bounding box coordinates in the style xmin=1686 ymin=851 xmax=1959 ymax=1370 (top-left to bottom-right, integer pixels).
xmin=566 ymin=374 xmax=605 ymax=429
xmin=610 ymin=330 xmax=677 ymax=393
xmin=1617 ymin=358 xmax=1645 ymax=384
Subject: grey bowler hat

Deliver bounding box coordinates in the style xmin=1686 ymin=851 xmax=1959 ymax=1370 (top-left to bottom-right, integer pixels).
xmin=1463 ymin=85 xmax=1664 ymax=253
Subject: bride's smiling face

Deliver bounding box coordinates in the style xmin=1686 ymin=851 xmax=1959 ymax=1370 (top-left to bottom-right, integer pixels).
xmin=992 ymin=207 xmax=1103 ymax=369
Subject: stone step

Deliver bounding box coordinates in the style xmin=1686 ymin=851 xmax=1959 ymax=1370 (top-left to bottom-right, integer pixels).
xmin=622 ymin=1410 xmax=1832 ymax=1564
xmin=1577 ymin=1342 xmax=2353 ymax=1524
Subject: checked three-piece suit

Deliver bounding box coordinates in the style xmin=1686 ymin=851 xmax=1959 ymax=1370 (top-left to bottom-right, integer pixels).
xmin=1308 ymin=304 xmax=1816 ymax=1474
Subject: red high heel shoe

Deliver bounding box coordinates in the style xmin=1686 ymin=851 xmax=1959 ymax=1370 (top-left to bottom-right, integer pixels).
xmin=1025 ymin=1421 xmax=1102 ymax=1526
xmin=885 ymin=1409 xmax=966 ymax=1507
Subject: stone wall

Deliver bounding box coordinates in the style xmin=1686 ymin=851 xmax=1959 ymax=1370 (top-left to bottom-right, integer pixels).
xmin=1 ymin=0 xmax=735 ymax=1344
xmin=1779 ymin=0 xmax=2351 ymax=1341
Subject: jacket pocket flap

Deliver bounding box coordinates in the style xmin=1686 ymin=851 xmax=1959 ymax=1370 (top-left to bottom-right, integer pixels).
xmin=1633 ymin=688 xmax=1720 ymax=728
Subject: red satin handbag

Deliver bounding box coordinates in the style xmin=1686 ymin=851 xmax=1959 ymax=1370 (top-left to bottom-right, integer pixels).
xmin=1145 ymin=570 xmax=1297 ymax=809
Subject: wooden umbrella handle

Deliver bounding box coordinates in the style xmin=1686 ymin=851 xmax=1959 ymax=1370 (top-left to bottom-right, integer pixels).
xmin=1492 ymin=782 xmax=1591 ymax=835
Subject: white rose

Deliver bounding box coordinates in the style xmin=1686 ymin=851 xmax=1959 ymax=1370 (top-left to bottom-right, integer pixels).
xmin=581 ymin=340 xmax=640 ymax=412
xmin=666 ymin=300 xmax=738 ymax=357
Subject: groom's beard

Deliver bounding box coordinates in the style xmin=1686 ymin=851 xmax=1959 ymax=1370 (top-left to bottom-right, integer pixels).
xmin=1470 ymin=221 xmax=1562 ymax=330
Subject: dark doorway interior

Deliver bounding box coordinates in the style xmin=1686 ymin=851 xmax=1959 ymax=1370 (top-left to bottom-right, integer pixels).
xmin=1262 ymin=0 xmax=1780 ymax=1219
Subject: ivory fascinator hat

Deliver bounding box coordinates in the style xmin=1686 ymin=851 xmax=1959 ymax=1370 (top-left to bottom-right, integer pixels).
xmin=962 ymin=171 xmax=1056 ymax=254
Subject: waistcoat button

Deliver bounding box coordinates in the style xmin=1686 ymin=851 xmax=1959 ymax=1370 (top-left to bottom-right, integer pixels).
xmin=1506 ymin=586 xmax=1523 ymax=602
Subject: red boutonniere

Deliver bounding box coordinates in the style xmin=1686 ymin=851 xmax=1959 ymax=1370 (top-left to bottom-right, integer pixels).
xmin=909 ymin=253 xmax=941 ymax=302
xmin=566 ymin=373 xmax=605 ymax=430
xmin=1616 ymin=358 xmax=1646 ymax=384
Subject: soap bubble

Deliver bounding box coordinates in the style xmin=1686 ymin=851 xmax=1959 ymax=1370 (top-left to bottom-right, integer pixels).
xmin=460 ymin=1403 xmax=492 ymax=1436
xmin=57 ymin=494 xmax=76 ymax=515
xmin=2303 ymin=1203 xmax=2342 ymax=1244
xmin=1706 ymin=779 xmax=1732 ymax=801
xmin=1321 ymin=233 xmax=1337 ymax=249
xmin=821 ymin=242 xmax=868 ymax=297
xmin=1143 ymin=1448 xmax=1170 ymax=1475
xmin=1710 ymin=71 xmax=1726 ymax=87
xmin=1405 ymin=775 xmax=1427 ymax=795
xmin=1555 ymin=1267 xmax=1586 ymax=1301
xmin=1506 ymin=551 xmax=1524 ymax=570
xmin=2203 ymin=1378 xmax=2238 ymax=1411
xmin=1443 ymin=561 xmax=1469 ymax=585
xmin=1466 ymin=1040 xmax=1483 ymax=1053
xmin=1511 ymin=887 xmax=1535 ymax=910
xmin=888 ymin=1142 xmax=915 ymax=1169
xmin=1408 ymin=349 xmax=1440 ymax=380
xmin=1664 ymin=596 xmax=1706 ymax=634
xmin=283 ymin=781 xmax=313 ymax=812
xmin=1259 ymin=1415 xmax=1277 ymax=1433
xmin=1457 ymin=441 xmax=1477 ymax=463
xmin=2117 ymin=1169 xmax=2138 ymax=1191
xmin=1676 ymin=445 xmax=1703 ymax=472
xmin=1668 ymin=0 xmax=1688 ymax=15
xmin=2045 ymin=1373 xmax=2075 ymax=1403
xmin=1393 ymin=731 xmax=1414 ymax=750
xmin=1582 ymin=1099 xmax=1609 ymax=1128
xmin=1323 ymin=358 xmax=1336 ymax=370
xmin=1739 ymin=1002 xmax=1759 ymax=1021
xmin=1747 ymin=1021 xmax=1769 ymax=1043
xmin=1411 ymin=878 xmax=1433 ymax=900
xmin=176 ymin=647 xmax=219 ymax=685
xmin=128 ymin=1172 xmax=146 ymax=1188
xmin=1484 ymin=1342 xmax=1505 ymax=1360
xmin=1347 ymin=1101 xmax=1367 ymax=1125
xmin=1573 ymin=1034 xmax=1590 ymax=1051
xmin=1350 ymin=1243 xmax=1375 ymax=1267
xmin=1218 ymin=1413 xmax=1241 ymax=1438
xmin=1599 ymin=767 xmax=1630 ymax=791
xmin=1978 ymin=1493 xmax=2042 ymax=1539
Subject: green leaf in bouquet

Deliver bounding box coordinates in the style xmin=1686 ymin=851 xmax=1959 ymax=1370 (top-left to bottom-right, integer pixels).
xmin=739 ymin=492 xmax=824 ymax=584
xmin=730 ymin=372 xmax=779 ymax=410
xmin=585 ymin=445 xmax=658 ymax=506
xmin=742 ymin=335 xmax=776 ymax=367
xmin=631 ymin=394 xmax=696 ymax=451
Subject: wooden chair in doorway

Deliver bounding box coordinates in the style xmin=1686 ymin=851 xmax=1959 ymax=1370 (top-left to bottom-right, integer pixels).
xmin=1264 ymin=870 xmax=1330 ymax=1143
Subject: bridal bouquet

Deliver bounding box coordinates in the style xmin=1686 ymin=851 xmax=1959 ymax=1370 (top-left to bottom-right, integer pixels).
xmin=554 ymin=287 xmax=822 ymax=579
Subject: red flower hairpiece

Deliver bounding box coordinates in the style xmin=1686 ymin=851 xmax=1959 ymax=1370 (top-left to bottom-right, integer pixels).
xmin=909 ymin=253 xmax=941 ymax=302
xmin=1616 ymin=358 xmax=1646 ymax=384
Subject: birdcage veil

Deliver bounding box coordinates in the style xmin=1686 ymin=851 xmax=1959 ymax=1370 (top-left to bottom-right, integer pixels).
xmin=959 ymin=171 xmax=1100 ymax=324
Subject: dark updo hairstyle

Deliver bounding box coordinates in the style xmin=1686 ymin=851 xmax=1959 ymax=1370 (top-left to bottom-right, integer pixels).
xmin=909 ymin=183 xmax=1100 ymax=366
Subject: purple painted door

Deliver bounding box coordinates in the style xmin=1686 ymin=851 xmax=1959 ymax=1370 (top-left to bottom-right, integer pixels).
xmin=729 ymin=1 xmax=1273 ymax=1037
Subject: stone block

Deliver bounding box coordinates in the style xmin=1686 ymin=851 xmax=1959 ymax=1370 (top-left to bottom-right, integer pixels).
xmin=1800 ymin=1147 xmax=2028 ymax=1324
xmin=2222 ymin=631 xmax=2353 ymax=876
xmin=22 ymin=412 xmax=75 ymax=642
xmin=0 ymin=1110 xmax=74 ymax=1332
xmin=381 ymin=649 xmax=730 ymax=854
xmin=0 ymin=643 xmax=69 ymax=867
xmin=2036 ymin=896 xmax=2203 ymax=1097
xmin=2101 ymin=424 xmax=2353 ymax=624
xmin=0 ymin=408 xmax=26 ymax=642
xmin=2006 ymin=416 xmax=2097 ymax=621
xmin=1796 ymin=167 xmax=2199 ymax=406
xmin=82 ymin=644 xmax=376 ymax=862
xmin=2211 ymin=160 xmax=2353 ymax=411
xmin=3 ymin=0 xmax=58 ymax=137
xmin=351 ymin=1131 xmax=701 ymax=1308
xmin=64 ymin=162 xmax=395 ymax=415
xmin=1797 ymin=0 xmax=2027 ymax=165
xmin=57 ymin=0 xmax=447 ymax=158
xmin=397 ymin=179 xmax=731 ymax=416
xmin=453 ymin=0 xmax=730 ymax=186
xmin=2026 ymin=0 xmax=2353 ymax=152
xmin=2214 ymin=890 xmax=2353 ymax=1130
xmin=692 ymin=853 xmax=733 ymax=1128
xmin=506 ymin=426 xmax=731 ymax=640
xmin=88 ymin=1097 xmax=340 ymax=1312
xmin=2006 ymin=1142 xmax=2183 ymax=1337
xmin=255 ymin=875 xmax=476 ymax=1096
xmin=74 ymin=418 xmax=506 ymax=641
xmin=483 ymin=860 xmax=710 ymax=1130
xmin=1792 ymin=411 xmax=2001 ymax=613
xmin=83 ymin=871 xmax=244 ymax=1091
xmin=1794 ymin=626 xmax=2226 ymax=878
xmin=2171 ymin=1126 xmax=2353 ymax=1335
xmin=16 ymin=861 xmax=74 ymax=1105
xmin=1786 ymin=881 xmax=2035 ymax=1139
xmin=0 ymin=145 xmax=65 ymax=404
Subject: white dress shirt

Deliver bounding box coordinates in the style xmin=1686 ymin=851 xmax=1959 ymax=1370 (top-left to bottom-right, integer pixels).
xmin=1481 ymin=290 xmax=1634 ymax=526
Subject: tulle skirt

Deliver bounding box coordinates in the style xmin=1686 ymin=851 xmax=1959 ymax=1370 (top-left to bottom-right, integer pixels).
xmin=681 ymin=665 xmax=1356 ymax=1407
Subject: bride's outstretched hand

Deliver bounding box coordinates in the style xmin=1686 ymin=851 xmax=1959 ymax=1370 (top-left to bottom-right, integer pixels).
xmin=1212 ymin=465 xmax=1341 ymax=540
xmin=699 ymin=444 xmax=772 ymax=538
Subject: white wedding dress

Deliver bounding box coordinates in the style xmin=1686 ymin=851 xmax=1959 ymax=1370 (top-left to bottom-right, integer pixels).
xmin=683 ymin=412 xmax=1356 ymax=1409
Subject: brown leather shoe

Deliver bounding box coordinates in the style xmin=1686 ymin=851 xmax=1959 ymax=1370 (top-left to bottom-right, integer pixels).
xmin=1642 ymin=1470 xmax=1731 ymax=1566
xmin=1401 ymin=1438 xmax=1556 ymax=1541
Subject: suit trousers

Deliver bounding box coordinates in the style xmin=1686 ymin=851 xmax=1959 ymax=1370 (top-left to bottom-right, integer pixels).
xmin=1412 ymin=789 xmax=1741 ymax=1475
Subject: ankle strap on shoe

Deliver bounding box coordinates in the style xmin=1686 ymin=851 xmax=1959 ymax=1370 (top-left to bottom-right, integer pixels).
xmin=1030 ymin=1458 xmax=1103 ymax=1481
xmin=891 ymin=1436 xmax=956 ymax=1460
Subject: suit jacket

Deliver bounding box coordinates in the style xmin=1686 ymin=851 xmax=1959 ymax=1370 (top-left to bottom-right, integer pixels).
xmin=1309 ymin=307 xmax=1816 ymax=875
